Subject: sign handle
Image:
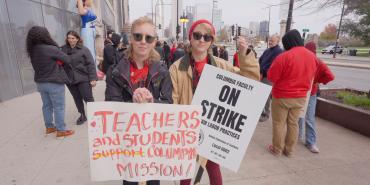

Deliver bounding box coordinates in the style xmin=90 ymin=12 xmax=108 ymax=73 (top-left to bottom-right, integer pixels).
xmin=193 ymin=156 xmax=208 ymax=185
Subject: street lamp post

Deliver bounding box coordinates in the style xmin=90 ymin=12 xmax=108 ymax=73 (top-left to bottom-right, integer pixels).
xmin=176 ymin=0 xmax=180 ymax=41
xmin=180 ymin=12 xmax=189 ymax=41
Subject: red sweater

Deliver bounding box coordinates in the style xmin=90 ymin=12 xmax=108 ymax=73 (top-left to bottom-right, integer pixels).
xmin=311 ymin=59 xmax=335 ymax=95
xmin=267 ymin=46 xmax=318 ymax=98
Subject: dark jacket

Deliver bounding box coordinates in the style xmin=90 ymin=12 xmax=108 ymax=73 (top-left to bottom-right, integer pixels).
xmin=30 ymin=44 xmax=71 ymax=84
xmin=102 ymin=33 xmax=122 ymax=73
xmin=155 ymin=46 xmax=165 ymax=61
xmin=61 ymin=44 xmax=97 ymax=84
xmin=171 ymin=48 xmax=185 ymax=65
xmin=163 ymin=43 xmax=171 ymax=64
xmin=259 ymin=45 xmax=283 ymax=78
xmin=105 ymin=57 xmax=173 ymax=103
xmin=219 ymin=49 xmax=228 ymax=61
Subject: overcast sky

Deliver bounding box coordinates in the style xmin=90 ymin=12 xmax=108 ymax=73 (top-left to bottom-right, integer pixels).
xmin=129 ymin=0 xmax=342 ymax=35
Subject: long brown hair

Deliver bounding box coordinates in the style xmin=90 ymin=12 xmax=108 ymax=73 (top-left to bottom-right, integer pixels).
xmin=125 ymin=17 xmax=161 ymax=63
xmin=65 ymin=30 xmax=83 ymax=47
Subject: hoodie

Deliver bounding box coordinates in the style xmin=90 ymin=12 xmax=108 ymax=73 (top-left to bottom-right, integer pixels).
xmin=282 ymin=29 xmax=304 ymax=51
xmin=267 ymin=31 xmax=318 ymax=98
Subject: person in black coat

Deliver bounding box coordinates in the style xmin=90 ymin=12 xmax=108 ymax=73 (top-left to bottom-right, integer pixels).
xmin=102 ymin=33 xmax=122 ymax=74
xmin=163 ymin=41 xmax=171 ymax=68
xmin=155 ymin=41 xmax=165 ymax=61
xmin=26 ymin=26 xmax=74 ymax=137
xmin=61 ymin=30 xmax=97 ymax=125
xmin=219 ymin=45 xmax=228 ymax=61
xmin=170 ymin=42 xmax=185 ymax=65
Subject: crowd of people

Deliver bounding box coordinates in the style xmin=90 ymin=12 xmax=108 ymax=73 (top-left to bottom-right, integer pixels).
xmin=26 ymin=1 xmax=335 ymax=183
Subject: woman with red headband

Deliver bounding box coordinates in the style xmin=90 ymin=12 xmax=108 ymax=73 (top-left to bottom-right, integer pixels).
xmin=169 ymin=19 xmax=260 ymax=185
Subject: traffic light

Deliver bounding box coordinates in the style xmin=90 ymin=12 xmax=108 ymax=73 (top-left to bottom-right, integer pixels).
xmin=158 ymin=24 xmax=161 ymax=29
xmin=237 ymin=26 xmax=241 ymax=36
xmin=231 ymin=25 xmax=235 ymax=36
xmin=176 ymin=25 xmax=181 ymax=34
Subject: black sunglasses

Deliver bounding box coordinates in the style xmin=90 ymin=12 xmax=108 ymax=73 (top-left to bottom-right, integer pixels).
xmin=132 ymin=33 xmax=156 ymax=44
xmin=192 ymin=32 xmax=213 ymax=42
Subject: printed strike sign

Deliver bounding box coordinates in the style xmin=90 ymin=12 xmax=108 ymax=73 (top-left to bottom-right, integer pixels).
xmin=87 ymin=102 xmax=201 ymax=181
xmin=192 ymin=65 xmax=271 ymax=172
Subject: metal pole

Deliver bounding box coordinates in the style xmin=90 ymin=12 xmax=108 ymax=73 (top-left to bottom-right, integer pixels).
xmin=151 ymin=0 xmax=154 ymax=21
xmin=333 ymin=0 xmax=345 ymax=59
xmin=176 ymin=0 xmax=179 ymax=41
xmin=285 ymin=0 xmax=294 ymax=32
xmin=183 ymin=21 xmax=186 ymax=41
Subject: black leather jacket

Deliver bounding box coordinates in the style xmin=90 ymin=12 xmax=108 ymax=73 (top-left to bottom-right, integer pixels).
xmin=105 ymin=57 xmax=173 ymax=104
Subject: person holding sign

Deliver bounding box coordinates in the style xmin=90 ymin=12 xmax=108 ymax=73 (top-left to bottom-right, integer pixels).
xmin=105 ymin=17 xmax=173 ymax=185
xmin=169 ymin=19 xmax=260 ymax=185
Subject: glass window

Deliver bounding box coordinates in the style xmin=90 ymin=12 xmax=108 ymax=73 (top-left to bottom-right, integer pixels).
xmin=41 ymin=0 xmax=63 ymax=9
xmin=0 ymin=0 xmax=23 ymax=101
xmin=42 ymin=5 xmax=67 ymax=46
xmin=6 ymin=0 xmax=44 ymax=94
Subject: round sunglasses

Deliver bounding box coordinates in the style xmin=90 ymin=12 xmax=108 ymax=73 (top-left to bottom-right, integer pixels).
xmin=132 ymin=33 xmax=156 ymax=44
xmin=192 ymin=32 xmax=213 ymax=42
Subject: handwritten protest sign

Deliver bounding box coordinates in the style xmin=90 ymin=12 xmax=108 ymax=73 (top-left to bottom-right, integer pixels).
xmin=192 ymin=65 xmax=271 ymax=172
xmin=87 ymin=102 xmax=201 ymax=181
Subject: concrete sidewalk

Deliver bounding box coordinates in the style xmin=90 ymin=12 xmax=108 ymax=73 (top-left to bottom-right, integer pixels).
xmin=1 ymin=81 xmax=370 ymax=185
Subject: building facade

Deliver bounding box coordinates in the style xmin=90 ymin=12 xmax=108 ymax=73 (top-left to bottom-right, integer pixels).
xmin=249 ymin=22 xmax=260 ymax=38
xmin=259 ymin=20 xmax=269 ymax=40
xmin=213 ymin=9 xmax=222 ymax=34
xmin=170 ymin=0 xmax=182 ymax=40
xmin=0 ymin=0 xmax=129 ymax=102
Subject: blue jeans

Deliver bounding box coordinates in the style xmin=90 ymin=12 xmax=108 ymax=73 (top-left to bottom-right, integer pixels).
xmin=298 ymin=95 xmax=317 ymax=146
xmin=37 ymin=82 xmax=66 ymax=131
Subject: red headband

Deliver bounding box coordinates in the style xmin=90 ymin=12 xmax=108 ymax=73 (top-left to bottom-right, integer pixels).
xmin=188 ymin=19 xmax=215 ymax=40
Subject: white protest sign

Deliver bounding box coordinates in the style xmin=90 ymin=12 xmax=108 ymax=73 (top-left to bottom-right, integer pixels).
xmin=191 ymin=64 xmax=271 ymax=172
xmin=87 ymin=102 xmax=202 ymax=181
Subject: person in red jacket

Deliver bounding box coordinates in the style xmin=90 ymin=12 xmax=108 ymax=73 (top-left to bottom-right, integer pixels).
xmin=267 ymin=29 xmax=318 ymax=157
xmin=298 ymin=42 xmax=335 ymax=153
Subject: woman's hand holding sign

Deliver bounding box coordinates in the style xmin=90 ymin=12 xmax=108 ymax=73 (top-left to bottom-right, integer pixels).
xmin=133 ymin=88 xmax=154 ymax=103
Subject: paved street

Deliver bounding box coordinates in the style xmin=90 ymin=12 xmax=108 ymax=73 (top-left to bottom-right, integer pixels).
xmin=1 ymin=81 xmax=370 ymax=185
xmin=323 ymin=66 xmax=370 ymax=91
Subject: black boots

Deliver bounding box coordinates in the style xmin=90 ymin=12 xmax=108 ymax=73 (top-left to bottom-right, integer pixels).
xmin=76 ymin=113 xmax=87 ymax=125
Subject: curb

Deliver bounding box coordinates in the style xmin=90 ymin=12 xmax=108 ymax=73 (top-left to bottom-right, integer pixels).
xmin=325 ymin=61 xmax=370 ymax=70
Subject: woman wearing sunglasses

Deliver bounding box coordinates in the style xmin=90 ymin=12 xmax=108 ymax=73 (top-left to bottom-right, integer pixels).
xmin=105 ymin=17 xmax=173 ymax=185
xmin=169 ymin=20 xmax=260 ymax=185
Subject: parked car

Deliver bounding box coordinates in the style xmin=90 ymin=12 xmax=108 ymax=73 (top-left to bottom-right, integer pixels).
xmin=321 ymin=45 xmax=343 ymax=54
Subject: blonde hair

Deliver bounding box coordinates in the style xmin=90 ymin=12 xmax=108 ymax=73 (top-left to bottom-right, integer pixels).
xmin=187 ymin=23 xmax=216 ymax=55
xmin=126 ymin=17 xmax=161 ymax=63
xmin=83 ymin=0 xmax=93 ymax=7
